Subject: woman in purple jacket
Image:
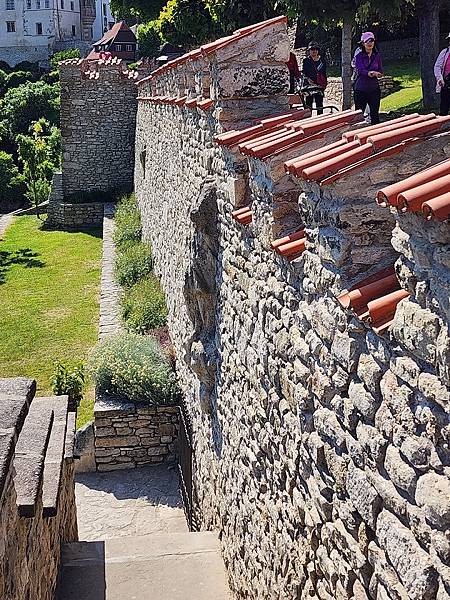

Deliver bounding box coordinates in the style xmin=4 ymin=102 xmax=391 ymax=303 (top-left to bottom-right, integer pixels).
xmin=353 ymin=32 xmax=383 ymax=125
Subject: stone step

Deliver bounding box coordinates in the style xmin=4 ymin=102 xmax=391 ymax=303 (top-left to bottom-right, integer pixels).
xmin=57 ymin=531 xmax=231 ymax=600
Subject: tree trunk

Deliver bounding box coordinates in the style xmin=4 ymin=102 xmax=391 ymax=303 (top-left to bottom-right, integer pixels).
xmin=418 ymin=0 xmax=440 ymax=110
xmin=341 ymin=13 xmax=354 ymax=110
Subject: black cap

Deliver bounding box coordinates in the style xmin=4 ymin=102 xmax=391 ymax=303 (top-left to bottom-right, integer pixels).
xmin=307 ymin=41 xmax=320 ymax=50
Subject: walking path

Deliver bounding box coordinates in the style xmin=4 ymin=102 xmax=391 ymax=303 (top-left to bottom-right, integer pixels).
xmin=0 ymin=214 xmax=14 ymax=239
xmin=99 ymin=203 xmax=122 ymax=340
xmin=75 ymin=465 xmax=188 ymax=540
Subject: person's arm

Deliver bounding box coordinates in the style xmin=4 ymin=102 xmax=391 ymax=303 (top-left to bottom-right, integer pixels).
xmin=435 ymin=49 xmax=445 ymax=86
xmin=372 ymin=54 xmax=383 ymax=78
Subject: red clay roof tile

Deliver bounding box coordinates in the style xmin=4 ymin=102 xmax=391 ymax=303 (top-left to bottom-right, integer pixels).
xmin=422 ymin=192 xmax=450 ymax=220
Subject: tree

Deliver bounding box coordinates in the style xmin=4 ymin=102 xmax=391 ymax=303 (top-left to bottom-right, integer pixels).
xmin=0 ymin=151 xmax=25 ymax=210
xmin=110 ymin=0 xmax=165 ymax=21
xmin=415 ymin=0 xmax=440 ymax=110
xmin=1 ymin=81 xmax=59 ymax=140
xmin=16 ymin=121 xmax=55 ymax=219
xmin=157 ymin=0 xmax=219 ymax=47
xmin=137 ymin=20 xmax=163 ymax=57
xmin=204 ymin=0 xmax=278 ymax=32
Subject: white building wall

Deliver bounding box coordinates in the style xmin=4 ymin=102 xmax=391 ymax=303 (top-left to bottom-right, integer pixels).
xmin=92 ymin=0 xmax=113 ymax=42
xmin=0 ymin=0 xmax=82 ymax=65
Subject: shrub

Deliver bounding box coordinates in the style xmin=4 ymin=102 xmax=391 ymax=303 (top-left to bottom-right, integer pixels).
xmin=114 ymin=193 xmax=142 ymax=248
xmin=87 ymin=332 xmax=179 ymax=404
xmin=50 ymin=48 xmax=81 ymax=70
xmin=51 ymin=360 xmax=85 ymax=405
xmin=137 ymin=21 xmax=162 ymax=58
xmin=0 ymin=150 xmax=25 ymax=209
xmin=5 ymin=71 xmax=34 ymax=89
xmin=115 ymin=240 xmax=152 ymax=287
xmin=122 ymin=275 xmax=167 ymax=333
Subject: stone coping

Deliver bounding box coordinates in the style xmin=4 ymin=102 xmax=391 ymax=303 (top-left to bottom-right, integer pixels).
xmin=0 ymin=378 xmax=36 ymax=504
xmin=94 ymin=394 xmax=179 ymax=416
xmin=42 ymin=397 xmax=69 ymax=517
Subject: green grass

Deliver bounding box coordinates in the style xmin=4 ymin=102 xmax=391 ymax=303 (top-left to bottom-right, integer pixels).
xmin=0 ymin=216 xmax=102 ymax=428
xmin=380 ymin=58 xmax=424 ymax=114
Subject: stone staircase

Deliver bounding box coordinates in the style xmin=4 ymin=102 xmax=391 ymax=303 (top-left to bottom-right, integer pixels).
xmin=57 ymin=531 xmax=231 ymax=600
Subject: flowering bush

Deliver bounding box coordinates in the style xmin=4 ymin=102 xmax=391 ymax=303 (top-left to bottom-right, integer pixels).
xmin=113 ymin=193 xmax=142 ymax=248
xmin=87 ymin=333 xmax=179 ymax=405
xmin=115 ymin=241 xmax=152 ymax=287
xmin=122 ymin=275 xmax=168 ymax=333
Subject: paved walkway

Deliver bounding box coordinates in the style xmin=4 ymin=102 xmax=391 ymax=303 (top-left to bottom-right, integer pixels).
xmin=0 ymin=214 xmax=14 ymax=239
xmin=98 ymin=203 xmax=122 ymax=340
xmin=76 ymin=465 xmax=188 ymax=541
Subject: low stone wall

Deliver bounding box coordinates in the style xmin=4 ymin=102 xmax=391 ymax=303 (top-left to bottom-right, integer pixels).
xmin=0 ymin=378 xmax=78 ymax=600
xmin=94 ymin=396 xmax=179 ymax=471
xmin=46 ymin=200 xmax=104 ymax=229
xmin=325 ymin=76 xmax=397 ymax=109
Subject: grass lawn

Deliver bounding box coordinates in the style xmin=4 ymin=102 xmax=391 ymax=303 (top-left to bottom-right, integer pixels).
xmin=0 ymin=215 xmax=102 ymax=428
xmin=381 ymin=58 xmax=424 ymax=113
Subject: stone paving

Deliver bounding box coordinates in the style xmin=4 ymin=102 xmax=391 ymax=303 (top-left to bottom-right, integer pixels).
xmin=75 ymin=464 xmax=188 ymax=541
xmin=98 ymin=203 xmax=122 ymax=340
xmin=0 ymin=214 xmax=14 ymax=239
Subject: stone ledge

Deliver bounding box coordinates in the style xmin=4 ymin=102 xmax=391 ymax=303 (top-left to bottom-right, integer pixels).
xmin=14 ymin=398 xmax=55 ymax=518
xmin=0 ymin=378 xmax=36 ymax=503
xmin=42 ymin=397 xmax=69 ymax=518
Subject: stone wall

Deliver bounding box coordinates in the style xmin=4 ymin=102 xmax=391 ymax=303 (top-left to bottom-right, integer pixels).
xmin=59 ymin=58 xmax=151 ymax=200
xmin=134 ymin=17 xmax=450 ymax=600
xmin=325 ymin=76 xmax=397 ymax=110
xmin=0 ymin=378 xmax=78 ymax=600
xmin=46 ymin=199 xmax=104 ymax=229
xmin=94 ymin=396 xmax=179 ymax=471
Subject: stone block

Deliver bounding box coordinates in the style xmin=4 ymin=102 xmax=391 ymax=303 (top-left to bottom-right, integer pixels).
xmin=377 ymin=510 xmax=438 ymax=600
xmin=384 ymin=445 xmax=417 ymax=498
xmin=346 ymin=462 xmax=381 ymax=529
xmin=416 ymin=472 xmax=450 ymax=529
xmin=95 ymin=436 xmax=140 ymax=448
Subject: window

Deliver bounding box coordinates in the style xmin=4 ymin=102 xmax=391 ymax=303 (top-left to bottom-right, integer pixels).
xmin=6 ymin=21 xmax=15 ymax=32
xmin=126 ymin=44 xmax=132 ymax=52
xmin=36 ymin=0 xmax=40 ymax=7
xmin=70 ymin=0 xmax=73 ymax=8
xmin=5 ymin=0 xmax=14 ymax=9
xmin=115 ymin=44 xmax=121 ymax=51
xmin=44 ymin=0 xmax=49 ymax=6
xmin=102 ymin=2 xmax=106 ymax=14
xmin=26 ymin=0 xmax=31 ymax=8
xmin=36 ymin=22 xmax=42 ymax=34
xmin=60 ymin=0 xmax=64 ymax=7
xmin=71 ymin=24 xmax=75 ymax=36
xmin=108 ymin=21 xmax=114 ymax=28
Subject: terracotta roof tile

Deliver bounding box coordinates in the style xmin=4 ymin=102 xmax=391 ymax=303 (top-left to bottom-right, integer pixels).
xmin=271 ymin=228 xmax=306 ymax=261
xmin=337 ymin=265 xmax=409 ymax=335
xmin=286 ymin=113 xmax=450 ymax=185
xmin=232 ymin=206 xmax=253 ymax=225
xmin=376 ymin=157 xmax=450 ymax=220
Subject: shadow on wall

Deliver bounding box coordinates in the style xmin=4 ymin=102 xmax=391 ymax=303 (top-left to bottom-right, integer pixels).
xmin=57 ymin=541 xmax=106 ymax=600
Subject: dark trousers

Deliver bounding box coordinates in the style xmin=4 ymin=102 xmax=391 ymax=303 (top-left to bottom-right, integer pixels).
xmin=304 ymin=93 xmax=324 ymax=115
xmin=289 ymin=73 xmax=296 ymax=94
xmin=440 ymin=87 xmax=450 ymax=115
xmin=354 ymin=89 xmax=381 ymax=125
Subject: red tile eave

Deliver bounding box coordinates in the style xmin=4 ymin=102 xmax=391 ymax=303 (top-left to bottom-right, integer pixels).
xmin=174 ymin=96 xmax=187 ymax=106
xmin=319 ymin=138 xmax=419 ymax=186
xmin=271 ymin=228 xmax=305 ymax=249
xmin=285 ymin=139 xmax=347 ymax=172
xmin=290 ymin=140 xmax=361 ymax=176
xmin=368 ymin=115 xmax=450 ymax=151
xmin=376 ymin=157 xmax=450 ymax=208
xmin=238 ymin=125 xmax=295 ymax=154
xmin=197 ymin=98 xmax=215 ymax=111
xmin=185 ymin=96 xmax=201 ymax=108
xmin=302 ymin=143 xmax=374 ymax=182
xmin=397 ymin=175 xmax=450 ymax=213
xmin=366 ymin=289 xmax=410 ymax=324
xmin=232 ymin=205 xmax=252 ymax=217
xmin=275 ymin=237 xmax=306 ymax=259
xmin=342 ymin=113 xmax=421 ymax=142
xmin=339 ymin=273 xmax=400 ymax=313
xmin=422 ymin=191 xmax=450 ymax=220
xmin=268 ymin=123 xmax=351 ymax=161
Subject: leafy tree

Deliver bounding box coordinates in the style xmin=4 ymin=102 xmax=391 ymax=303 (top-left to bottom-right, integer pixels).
xmin=50 ymin=48 xmax=81 ymax=70
xmin=158 ymin=0 xmax=218 ymax=47
xmin=1 ymin=80 xmax=59 ymax=140
xmin=204 ymin=0 xmax=278 ymax=32
xmin=5 ymin=71 xmax=34 ymax=89
xmin=110 ymin=0 xmax=165 ymax=20
xmin=138 ymin=20 xmax=163 ymax=57
xmin=16 ymin=121 xmax=55 ymax=219
xmin=0 ymin=151 xmax=25 ymax=209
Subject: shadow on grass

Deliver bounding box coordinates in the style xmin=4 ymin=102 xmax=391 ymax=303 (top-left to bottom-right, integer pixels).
xmin=40 ymin=220 xmax=103 ymax=240
xmin=0 ymin=248 xmax=45 ymax=284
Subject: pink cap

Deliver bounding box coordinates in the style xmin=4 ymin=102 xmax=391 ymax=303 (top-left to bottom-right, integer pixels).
xmin=361 ymin=31 xmax=375 ymax=43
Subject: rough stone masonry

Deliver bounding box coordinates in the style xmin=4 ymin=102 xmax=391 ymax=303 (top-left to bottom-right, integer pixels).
xmin=133 ymin=16 xmax=450 ymax=600
xmin=57 ymin=15 xmax=450 ymax=600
